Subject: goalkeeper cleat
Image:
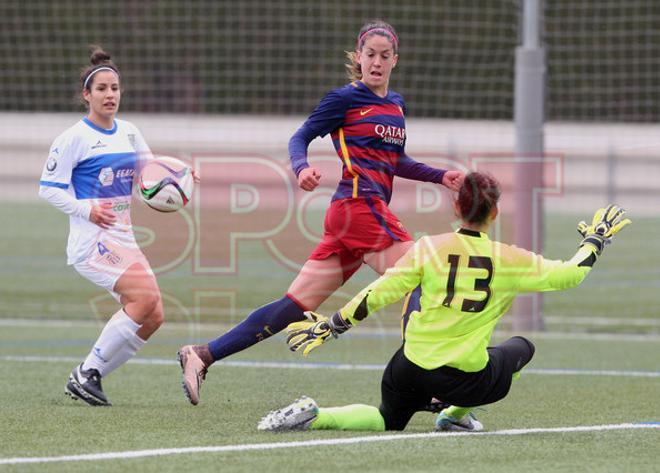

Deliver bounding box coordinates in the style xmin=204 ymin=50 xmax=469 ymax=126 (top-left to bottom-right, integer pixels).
xmin=64 ymin=364 xmax=111 ymax=406
xmin=177 ymin=345 xmax=209 ymax=406
xmin=435 ymin=411 xmax=483 ymax=432
xmin=257 ymin=396 xmax=319 ymax=432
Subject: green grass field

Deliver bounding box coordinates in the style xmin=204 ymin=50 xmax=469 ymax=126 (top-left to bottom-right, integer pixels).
xmin=1 ymin=202 xmax=658 ymax=471
xmin=1 ymin=325 xmax=658 ymax=472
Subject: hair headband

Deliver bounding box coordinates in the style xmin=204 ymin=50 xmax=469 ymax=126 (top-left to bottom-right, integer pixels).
xmin=83 ymin=66 xmax=120 ymax=89
xmin=357 ymin=27 xmax=398 ymax=51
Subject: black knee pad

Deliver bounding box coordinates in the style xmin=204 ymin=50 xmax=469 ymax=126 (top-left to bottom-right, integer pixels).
xmin=496 ymin=336 xmax=535 ymax=372
xmin=510 ymin=336 xmax=535 ymax=368
xmin=379 ymin=404 xmax=409 ymax=431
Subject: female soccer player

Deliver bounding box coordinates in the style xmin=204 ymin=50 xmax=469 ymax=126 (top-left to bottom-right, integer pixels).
xmin=258 ymin=172 xmax=631 ymax=432
xmin=40 ymin=47 xmax=164 ymax=406
xmin=178 ymin=20 xmax=464 ymax=405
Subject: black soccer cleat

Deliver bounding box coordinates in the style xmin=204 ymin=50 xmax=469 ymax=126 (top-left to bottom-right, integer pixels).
xmin=65 ymin=363 xmax=111 ymax=406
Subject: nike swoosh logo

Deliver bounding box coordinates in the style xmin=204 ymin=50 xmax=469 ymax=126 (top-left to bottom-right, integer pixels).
xmin=360 ymin=108 xmax=373 ymax=116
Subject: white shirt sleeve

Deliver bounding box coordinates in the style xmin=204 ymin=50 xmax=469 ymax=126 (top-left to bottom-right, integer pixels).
xmin=38 ymin=131 xmax=91 ymax=219
xmin=38 ymin=185 xmax=92 ymax=220
xmin=39 ymin=132 xmax=76 ymax=188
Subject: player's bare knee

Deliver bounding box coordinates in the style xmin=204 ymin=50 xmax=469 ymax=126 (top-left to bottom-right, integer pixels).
xmin=125 ymin=291 xmax=159 ymax=319
xmin=140 ymin=292 xmax=160 ymax=317
xmin=149 ymin=301 xmax=165 ymax=328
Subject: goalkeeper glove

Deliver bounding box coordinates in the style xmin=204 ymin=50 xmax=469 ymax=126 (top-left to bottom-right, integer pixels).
xmin=578 ymin=204 xmax=631 ymax=255
xmin=286 ymin=311 xmax=352 ymax=356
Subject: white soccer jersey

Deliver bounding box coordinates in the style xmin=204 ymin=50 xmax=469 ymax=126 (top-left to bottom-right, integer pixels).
xmin=39 ymin=118 xmax=151 ymax=264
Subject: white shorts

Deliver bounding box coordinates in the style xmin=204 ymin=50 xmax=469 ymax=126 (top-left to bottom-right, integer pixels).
xmin=73 ymin=236 xmax=154 ymax=302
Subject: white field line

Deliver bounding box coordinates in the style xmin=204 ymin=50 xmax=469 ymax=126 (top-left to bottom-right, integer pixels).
xmin=516 ymin=332 xmax=660 ymax=343
xmin=0 ymin=318 xmax=658 ymax=343
xmin=2 ymin=315 xmax=660 ymax=328
xmin=544 ymin=316 xmax=660 ymax=327
xmin=0 ymin=423 xmax=658 ymax=466
xmin=2 ymin=355 xmax=659 ymax=378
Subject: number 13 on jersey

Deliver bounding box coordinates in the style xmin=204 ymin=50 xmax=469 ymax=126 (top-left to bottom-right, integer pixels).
xmin=442 ymin=254 xmax=493 ymax=313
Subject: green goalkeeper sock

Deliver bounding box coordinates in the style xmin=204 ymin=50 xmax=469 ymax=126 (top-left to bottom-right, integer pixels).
xmin=442 ymin=405 xmax=472 ymax=420
xmin=311 ymin=404 xmax=385 ymax=431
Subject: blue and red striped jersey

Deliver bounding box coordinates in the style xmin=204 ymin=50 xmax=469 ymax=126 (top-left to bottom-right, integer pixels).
xmin=289 ymin=81 xmax=445 ymax=204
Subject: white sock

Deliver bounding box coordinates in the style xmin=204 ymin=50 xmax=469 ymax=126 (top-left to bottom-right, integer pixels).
xmin=82 ymin=308 xmax=142 ymax=376
xmin=101 ymin=332 xmax=147 ymax=377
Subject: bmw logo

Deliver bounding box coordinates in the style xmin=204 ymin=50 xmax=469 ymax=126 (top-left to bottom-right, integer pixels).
xmin=46 ymin=157 xmax=57 ymax=172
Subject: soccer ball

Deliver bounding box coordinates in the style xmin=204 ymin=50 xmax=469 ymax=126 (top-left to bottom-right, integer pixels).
xmin=139 ymin=156 xmax=194 ymax=212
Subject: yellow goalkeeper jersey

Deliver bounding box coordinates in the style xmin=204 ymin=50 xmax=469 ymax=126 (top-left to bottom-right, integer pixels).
xmin=340 ymin=228 xmax=595 ymax=372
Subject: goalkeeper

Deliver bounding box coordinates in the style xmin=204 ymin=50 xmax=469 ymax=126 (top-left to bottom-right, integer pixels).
xmin=258 ymin=172 xmax=631 ymax=433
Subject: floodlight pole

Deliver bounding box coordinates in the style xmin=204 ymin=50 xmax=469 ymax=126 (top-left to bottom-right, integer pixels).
xmin=513 ymin=0 xmax=546 ymax=330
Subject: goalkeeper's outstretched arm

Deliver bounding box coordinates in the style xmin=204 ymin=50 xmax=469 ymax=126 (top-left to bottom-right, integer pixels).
xmin=515 ymin=205 xmax=631 ymax=293
xmin=337 ymin=240 xmax=424 ymax=326
xmin=286 ymin=240 xmax=424 ymax=355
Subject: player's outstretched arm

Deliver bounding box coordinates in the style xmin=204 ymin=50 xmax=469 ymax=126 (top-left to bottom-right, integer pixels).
xmin=394 ymin=153 xmax=465 ymax=190
xmin=516 ymin=205 xmax=631 ymax=293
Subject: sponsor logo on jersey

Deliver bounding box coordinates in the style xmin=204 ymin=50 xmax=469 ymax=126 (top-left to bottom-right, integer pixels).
xmin=51 ymin=147 xmax=59 ymax=155
xmin=115 ymin=168 xmax=135 ymax=181
xmin=360 ymin=108 xmax=374 ymax=116
xmin=46 ymin=157 xmax=57 ymax=173
xmin=113 ymin=202 xmax=130 ymax=212
xmin=374 ymin=124 xmax=406 ymax=146
xmin=127 ymin=133 xmax=136 ymax=149
xmin=98 ymin=167 xmax=114 ymax=186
